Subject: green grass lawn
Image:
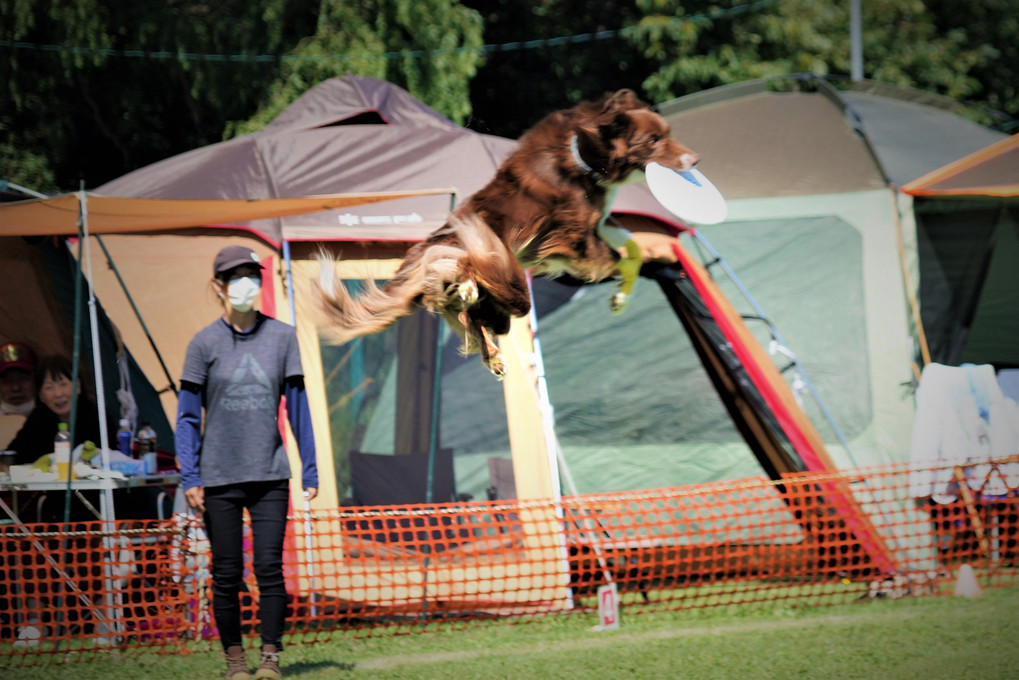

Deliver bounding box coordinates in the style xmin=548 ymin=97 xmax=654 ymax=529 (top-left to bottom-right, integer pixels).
xmin=10 ymin=586 xmax=1019 ymax=680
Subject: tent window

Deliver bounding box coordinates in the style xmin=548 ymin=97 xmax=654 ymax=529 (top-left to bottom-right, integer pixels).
xmin=319 ymin=280 xmax=511 ymax=505
xmin=915 ymin=199 xmax=1019 ymax=368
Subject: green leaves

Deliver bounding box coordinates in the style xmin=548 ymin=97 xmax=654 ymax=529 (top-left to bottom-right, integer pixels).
xmin=626 ymin=0 xmax=1016 ymax=126
xmin=233 ymin=0 xmax=484 ymax=133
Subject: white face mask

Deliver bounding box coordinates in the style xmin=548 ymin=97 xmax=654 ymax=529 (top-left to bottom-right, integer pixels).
xmin=227 ymin=276 xmax=261 ymax=312
xmin=1 ymin=398 xmax=34 ymax=416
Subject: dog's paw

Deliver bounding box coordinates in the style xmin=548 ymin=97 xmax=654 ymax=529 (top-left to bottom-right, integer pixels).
xmin=484 ymin=354 xmax=507 ymax=381
xmin=458 ymin=279 xmax=479 ymax=305
xmin=610 ymin=291 xmax=628 ymax=315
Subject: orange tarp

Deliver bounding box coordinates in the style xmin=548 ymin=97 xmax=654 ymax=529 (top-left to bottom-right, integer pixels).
xmin=0 ymin=190 xmax=454 ymax=239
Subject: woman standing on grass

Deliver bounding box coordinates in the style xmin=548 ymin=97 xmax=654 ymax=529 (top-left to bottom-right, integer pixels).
xmin=176 ymin=245 xmax=318 ymax=680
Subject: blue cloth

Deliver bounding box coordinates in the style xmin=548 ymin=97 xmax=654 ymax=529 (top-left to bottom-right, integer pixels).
xmin=175 ymin=385 xmax=203 ymax=491
xmin=285 ymin=378 xmax=318 ymax=489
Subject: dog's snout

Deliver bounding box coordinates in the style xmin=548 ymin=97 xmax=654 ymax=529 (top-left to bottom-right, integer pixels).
xmin=681 ymin=152 xmax=700 ymax=170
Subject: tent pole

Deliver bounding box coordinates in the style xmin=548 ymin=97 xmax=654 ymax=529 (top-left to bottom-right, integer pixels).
xmin=78 ymin=190 xmax=122 ymax=641
xmin=282 ymin=241 xmax=297 ymax=324
xmin=523 ymin=272 xmax=604 ymax=605
xmin=94 ymin=235 xmax=178 ymax=396
xmin=425 ymin=315 xmax=447 ymax=504
xmin=524 ymin=272 xmax=565 ymax=502
xmin=63 ymin=196 xmax=86 ymax=523
xmin=850 ymin=0 xmax=863 ymax=81
xmin=76 ymin=191 xmax=116 ymax=516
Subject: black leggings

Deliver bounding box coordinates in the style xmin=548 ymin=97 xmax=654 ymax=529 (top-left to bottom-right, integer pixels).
xmin=204 ymin=480 xmax=290 ymax=650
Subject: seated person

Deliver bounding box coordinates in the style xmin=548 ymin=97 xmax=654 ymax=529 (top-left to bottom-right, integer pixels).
xmin=7 ymin=354 xmax=166 ymax=522
xmin=7 ymin=354 xmax=104 ymax=466
xmin=0 ymin=341 xmax=37 ymax=449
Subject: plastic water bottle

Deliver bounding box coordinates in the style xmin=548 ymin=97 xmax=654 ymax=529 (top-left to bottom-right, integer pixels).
xmin=137 ymin=423 xmax=157 ymax=474
xmin=118 ymin=419 xmax=133 ymax=458
xmin=54 ymin=422 xmax=72 ymax=480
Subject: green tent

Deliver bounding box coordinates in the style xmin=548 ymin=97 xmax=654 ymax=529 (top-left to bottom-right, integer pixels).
xmin=532 ymin=75 xmax=1008 ymax=491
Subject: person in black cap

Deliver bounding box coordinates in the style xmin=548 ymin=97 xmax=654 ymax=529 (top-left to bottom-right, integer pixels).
xmin=176 ymin=245 xmax=318 ymax=680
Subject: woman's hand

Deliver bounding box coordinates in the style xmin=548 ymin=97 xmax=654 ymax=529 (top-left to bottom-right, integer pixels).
xmin=185 ymin=486 xmax=206 ymax=513
xmin=303 ymin=487 xmax=318 ymax=502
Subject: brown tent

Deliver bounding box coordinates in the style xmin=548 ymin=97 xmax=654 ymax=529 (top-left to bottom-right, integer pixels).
xmin=0 ymin=76 xmax=683 ymax=509
xmin=96 ymin=75 xmax=681 ymax=244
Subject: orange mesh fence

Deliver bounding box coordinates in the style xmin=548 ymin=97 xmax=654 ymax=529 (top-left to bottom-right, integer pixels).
xmin=4 ymin=456 xmax=1018 ymax=663
xmin=0 ymin=517 xmax=195 ymax=663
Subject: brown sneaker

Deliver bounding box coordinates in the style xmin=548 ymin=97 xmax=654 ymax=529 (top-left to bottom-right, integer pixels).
xmin=224 ymin=646 xmax=252 ymax=680
xmin=253 ymin=647 xmax=282 ymax=679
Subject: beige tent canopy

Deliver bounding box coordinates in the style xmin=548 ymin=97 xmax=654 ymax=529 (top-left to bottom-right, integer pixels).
xmin=0 ymin=190 xmax=453 ymax=238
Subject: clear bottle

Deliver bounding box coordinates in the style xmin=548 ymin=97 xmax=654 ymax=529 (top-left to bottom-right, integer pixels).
xmin=54 ymin=421 xmax=72 ymax=480
xmin=137 ymin=423 xmax=158 ymax=474
xmin=118 ymin=418 xmax=134 ymax=458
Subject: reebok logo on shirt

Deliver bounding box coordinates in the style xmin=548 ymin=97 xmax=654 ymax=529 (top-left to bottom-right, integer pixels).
xmin=222 ymin=353 xmax=275 ymax=412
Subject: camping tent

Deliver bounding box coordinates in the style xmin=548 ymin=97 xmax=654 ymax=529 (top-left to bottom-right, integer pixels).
xmin=6 ymin=75 xmax=955 ymax=509
xmin=901 ymin=134 xmax=1019 ymax=368
xmin=1 ymin=77 xmax=687 ymax=505
xmin=1 ymin=75 xmax=907 ymax=588
xmin=71 ymin=76 xmax=754 ymax=503
xmin=96 ymin=75 xmax=679 ymax=243
xmin=624 ymin=75 xmax=1009 ymax=481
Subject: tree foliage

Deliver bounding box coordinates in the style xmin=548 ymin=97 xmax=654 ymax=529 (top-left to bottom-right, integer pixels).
xmin=0 ymin=0 xmax=319 ymax=189
xmin=0 ymin=0 xmax=482 ymax=190
xmin=460 ymin=0 xmax=657 ymax=138
xmin=926 ymin=0 xmax=1019 ymax=122
xmin=1 ymin=0 xmax=1015 ymax=194
xmin=627 ymin=0 xmax=1017 ymax=127
xmin=229 ymin=0 xmax=484 ymax=136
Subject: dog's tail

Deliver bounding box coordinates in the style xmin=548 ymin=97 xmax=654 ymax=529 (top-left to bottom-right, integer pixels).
xmin=313 ymin=213 xmax=513 ymax=345
xmin=312 ymin=242 xmax=460 ymax=345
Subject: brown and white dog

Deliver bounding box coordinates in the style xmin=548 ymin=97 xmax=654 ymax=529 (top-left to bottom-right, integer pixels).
xmin=315 ymin=89 xmax=698 ymax=378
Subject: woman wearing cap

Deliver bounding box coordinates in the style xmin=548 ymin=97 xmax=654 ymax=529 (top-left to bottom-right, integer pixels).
xmin=176 ymin=245 xmax=318 ymax=680
xmin=6 ymin=354 xmax=104 ymax=467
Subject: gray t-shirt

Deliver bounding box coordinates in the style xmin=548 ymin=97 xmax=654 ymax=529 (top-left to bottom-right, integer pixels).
xmin=181 ymin=314 xmax=303 ymax=488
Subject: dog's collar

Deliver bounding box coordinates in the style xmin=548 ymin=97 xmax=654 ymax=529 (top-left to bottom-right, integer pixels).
xmin=570 ymin=135 xmax=603 ymax=182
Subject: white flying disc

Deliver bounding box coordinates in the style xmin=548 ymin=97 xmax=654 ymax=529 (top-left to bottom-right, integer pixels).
xmin=645 ymin=163 xmax=728 ymax=225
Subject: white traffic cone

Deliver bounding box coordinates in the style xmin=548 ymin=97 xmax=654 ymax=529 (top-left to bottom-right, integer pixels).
xmin=953 ymin=563 xmax=982 ymax=598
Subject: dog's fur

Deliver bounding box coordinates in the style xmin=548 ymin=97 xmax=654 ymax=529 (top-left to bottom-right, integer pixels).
xmin=315 ymin=89 xmax=699 ymax=378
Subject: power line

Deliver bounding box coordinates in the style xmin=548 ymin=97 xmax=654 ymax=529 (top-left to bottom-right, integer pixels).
xmin=0 ymin=0 xmax=777 ymax=65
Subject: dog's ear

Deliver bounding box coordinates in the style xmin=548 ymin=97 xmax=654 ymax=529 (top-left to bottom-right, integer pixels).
xmin=598 ymin=111 xmax=634 ymax=145
xmin=601 ymin=89 xmax=643 ymax=115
